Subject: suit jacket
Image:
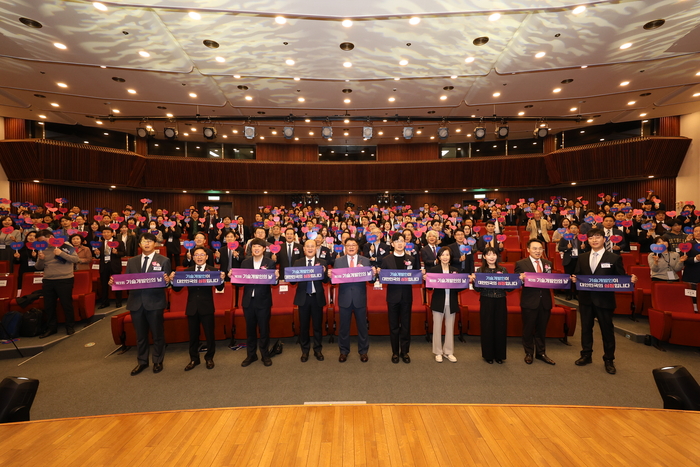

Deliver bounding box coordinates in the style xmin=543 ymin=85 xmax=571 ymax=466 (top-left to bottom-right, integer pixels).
xmin=315 ymin=245 xmax=334 ymax=267
xmin=427 ymin=265 xmax=463 ymax=313
xmin=162 ymin=226 xmax=181 ymax=255
xmin=219 ymin=245 xmax=243 ymax=280
xmin=277 ymin=241 xmax=303 ymax=279
xmin=96 ymin=238 xmax=125 ymax=274
xmin=421 ymin=243 xmax=440 ymax=268
xmin=119 ymin=234 xmax=138 ymax=257
xmin=514 ymin=257 xmax=553 ymax=309
xmin=292 ymin=257 xmax=328 ymax=307
xmin=182 ymin=247 xmax=215 ymax=268
xmin=683 ymin=239 xmax=700 ymax=283
xmin=173 ymin=265 xmax=225 ymax=316
xmin=334 ymin=254 xmax=372 ymax=308
xmin=602 ymin=227 xmax=628 ymax=253
xmin=240 ymin=256 xmax=277 ymax=308
xmin=476 ymin=236 xmax=504 ymax=253
xmin=125 ymin=253 xmax=172 ymax=311
xmin=362 ymin=241 xmax=390 ymax=267
xmin=202 ymin=215 xmax=220 ymax=240
xmin=574 ymin=250 xmax=625 ymax=309
xmin=380 ymin=254 xmax=420 ymax=304
xmin=448 ymin=242 xmax=474 ymax=273
xmin=558 ymin=236 xmax=586 ymax=266
xmin=526 ymin=219 xmax=552 ymax=242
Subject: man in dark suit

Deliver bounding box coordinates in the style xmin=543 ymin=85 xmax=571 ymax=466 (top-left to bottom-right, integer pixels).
xmin=235 ymin=216 xmax=250 ymax=244
xmin=94 ymin=226 xmax=125 ymax=309
xmin=170 ymin=246 xmax=226 ymax=371
xmin=558 ymin=222 xmax=585 ymax=300
xmin=448 ymin=228 xmax=474 ymax=274
xmin=572 ymin=228 xmax=637 ymax=375
xmin=238 ymin=238 xmax=279 ymax=367
xmin=201 ymin=207 xmax=220 ymax=242
xmin=277 ymin=227 xmax=302 ymax=281
xmin=218 ymin=230 xmax=242 ymax=280
xmin=380 ymin=233 xmax=421 ymax=364
xmin=114 ymin=233 xmax=172 ymax=375
xmin=420 ymin=230 xmax=440 ymax=268
xmin=361 ymin=228 xmax=390 ymax=267
xmin=313 ymin=235 xmax=334 ymax=267
xmin=331 ymin=237 xmax=376 ymax=362
xmin=682 ymin=224 xmax=700 ymax=285
xmin=293 ymin=239 xmax=329 ymax=362
xmin=476 ymin=220 xmax=504 ymax=254
xmin=515 ymin=238 xmax=555 ymax=365
xmin=600 ymin=215 xmax=627 ymax=254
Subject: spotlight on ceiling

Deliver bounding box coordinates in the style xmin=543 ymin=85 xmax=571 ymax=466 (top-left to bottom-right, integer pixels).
xmin=474 ymin=127 xmax=487 ymax=140
xmin=321 ymin=126 xmax=333 ymax=139
xmin=136 ymin=127 xmax=155 ymax=138
xmin=163 ymin=127 xmax=178 ymax=139
xmin=437 ymin=127 xmax=449 ymax=140
xmin=403 ymin=127 xmax=414 ymax=139
xmin=283 ymin=126 xmax=294 ymax=139
xmin=244 ymin=126 xmax=256 ymax=139
xmin=203 ymin=127 xmax=217 ymax=139
xmin=534 ymin=127 xmax=549 ymax=138
xmin=362 ymin=126 xmax=373 ymax=140
xmin=496 ymin=125 xmax=509 ymax=139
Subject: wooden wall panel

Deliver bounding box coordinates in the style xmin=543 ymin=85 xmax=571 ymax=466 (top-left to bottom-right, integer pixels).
xmin=657 ymin=116 xmax=681 ymax=137
xmin=256 ymin=143 xmax=319 ymax=161
xmin=378 ymin=143 xmax=438 ymax=161
xmin=135 ymin=138 xmax=148 ymax=156
xmin=0 ymin=141 xmax=42 ymax=179
xmin=3 ymin=118 xmax=27 ymax=140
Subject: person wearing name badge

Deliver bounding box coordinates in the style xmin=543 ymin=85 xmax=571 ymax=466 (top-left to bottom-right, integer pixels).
xmin=118 ymin=222 xmax=137 ymax=257
xmin=600 ymin=215 xmax=626 ymax=254
xmin=277 ymin=227 xmax=302 ymax=281
xmin=0 ymin=216 xmax=21 ymax=263
xmin=476 ymin=220 xmax=504 ymax=254
xmin=379 ymin=233 xmax=422 ymax=364
xmin=70 ymin=233 xmax=92 ymax=269
xmin=112 ymin=233 xmax=172 ymax=375
xmin=14 ymin=231 xmax=38 ymax=288
xmin=362 ymin=228 xmax=390 ymax=268
xmin=402 ymin=229 xmax=421 ymax=257
xmin=34 ymin=229 xmax=81 ymax=338
xmin=557 ymin=222 xmax=585 ymax=300
xmin=551 ymin=218 xmax=571 ymax=244
xmin=218 ymin=231 xmax=242 ymax=280
xmin=169 ymin=246 xmax=225 ymax=371
xmin=470 ymin=247 xmax=509 ymax=364
xmin=425 ymin=246 xmax=464 ymax=363
xmin=515 ymin=238 xmax=555 ymax=365
xmin=526 ymin=210 xmax=552 ymax=248
xmin=572 ymin=228 xmax=637 ymax=375
xmin=331 ymin=237 xmax=376 ymax=363
xmin=293 ymin=239 xmax=329 ymax=363
xmin=662 ymin=220 xmax=686 ymax=253
xmin=448 ymin=228 xmax=474 ymax=274
xmin=648 ymin=237 xmax=685 ymax=282
xmin=145 ymin=220 xmax=164 ymax=246
xmin=682 ymin=225 xmax=700 ymax=287
xmin=313 ymin=234 xmax=334 ymax=267
xmin=93 ymin=227 xmax=126 ymax=309
xmin=162 ymin=218 xmax=182 ymax=268
xmin=420 ymin=230 xmax=440 ymax=268
xmin=237 ymin=238 xmax=279 ymax=368
xmin=244 ymin=227 xmax=275 ymax=260
xmin=183 ymin=232 xmax=215 ymax=268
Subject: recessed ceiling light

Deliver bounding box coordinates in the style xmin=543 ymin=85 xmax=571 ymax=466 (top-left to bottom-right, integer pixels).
xmin=285 ymin=59 xmax=295 ymax=66
xmin=409 ymin=17 xmax=420 ymax=25
xmin=430 ymin=136 xmax=435 ymax=139
xmin=394 ymin=77 xmax=400 ymax=81
xmin=139 ymin=51 xmax=150 ymax=58
xmin=345 ymin=132 xmax=350 ymax=136
xmin=540 ymin=123 xmax=546 ymax=127
xmin=271 ymin=131 xmax=277 ymax=135
xmin=450 ymin=75 xmax=458 ymax=79
xmin=640 ymin=113 xmax=647 ymax=117
xmin=399 ymin=59 xmax=408 ymax=66
xmin=110 ymin=185 xmax=116 ymax=188
xmin=260 ymin=136 xmax=265 ymax=140
xmin=553 ymin=88 xmax=561 ymax=93
xmin=570 ymin=107 xmax=577 ymax=111
xmin=222 ymin=135 xmax=227 ymax=138
xmin=581 ymin=65 xmax=588 ymax=69
xmin=696 ymin=71 xmax=700 ymax=76
xmin=586 ymin=118 xmax=593 ymax=123
xmin=440 ymin=95 xmax=447 ymax=100
xmin=456 ymin=128 xmax=461 ymax=132
xmin=84 ymin=141 xmax=89 ymax=144
xmin=626 ymin=101 xmax=637 ymax=106
xmin=620 ymin=81 xmax=630 ymax=86
xmin=188 ymin=12 xmax=201 ymax=20
xmin=113 ymin=109 xmax=120 ymax=114
xmin=298 ymin=97 xmax=305 ymax=102
xmin=166 ymin=113 xmax=173 ymax=117
xmin=50 ymin=102 xmax=59 ymax=107
xmin=642 ymin=120 xmax=649 ymax=123
xmin=191 ymin=127 xmax=196 ymax=132
xmin=33 ymin=180 xmax=40 ymax=183
xmin=535 ymin=52 xmax=545 ymax=58
xmin=93 ymin=2 xmax=107 ymax=11
xmin=275 ymin=16 xmax=286 ymax=24
xmin=293 ymin=77 xmax=300 ymax=81
xmin=342 ymin=19 xmax=352 ymax=27
xmin=388 ymin=97 xmax=395 ymax=102
xmin=465 ymin=57 xmax=475 ymax=63
xmin=309 ymin=131 xmax=314 ymax=135
xmin=416 ymin=130 xmax=422 ymax=134
xmin=343 ymin=61 xmax=352 ymax=68
xmin=38 ymin=115 xmax=46 ymax=119
xmin=54 ymin=42 xmax=67 ymax=49
xmin=463 ymin=188 xmax=467 ymax=191
xmin=127 ymin=89 xmax=136 ymax=94
xmin=244 ymin=96 xmax=252 ymax=101
xmin=518 ymin=111 xmax=525 ymax=116
xmin=183 ymin=132 xmax=189 ymax=136
xmin=571 ymin=182 xmax=577 ymax=185
xmin=215 ymin=56 xmax=225 ymax=62
xmin=693 ymin=92 xmax=700 ymax=97
xmin=424 ymin=190 xmax=428 ymax=193
xmin=343 ymin=119 xmax=350 ymax=123
xmin=232 ymin=130 xmax=238 ymax=133
xmin=489 ymin=13 xmax=501 ymax=21
xmin=620 ymin=42 xmax=632 ymax=49
xmin=572 ymin=5 xmax=586 ymax=14
xmin=233 ymin=74 xmax=241 ymax=79
xmin=378 ymin=131 xmax=384 ymax=135
xmin=467 ymin=133 xmax=472 ymax=137
xmin=492 ymin=92 xmax=501 ymax=97
xmin=189 ymin=92 xmax=197 ymax=98
xmin=56 ymin=82 xmax=67 ymax=88
xmin=344 ymin=98 xmax=351 ymax=103
xmin=96 ymin=120 xmax=103 ymax=124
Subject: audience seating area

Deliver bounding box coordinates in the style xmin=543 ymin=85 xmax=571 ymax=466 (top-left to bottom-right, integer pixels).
xmin=648 ymin=282 xmax=700 ymax=347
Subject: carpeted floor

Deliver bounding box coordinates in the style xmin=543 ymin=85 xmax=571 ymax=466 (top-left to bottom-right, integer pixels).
xmin=1 ymin=304 xmax=699 ymax=421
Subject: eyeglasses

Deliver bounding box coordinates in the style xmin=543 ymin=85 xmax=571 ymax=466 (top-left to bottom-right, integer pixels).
xmin=193 ymin=254 xmax=207 ymax=258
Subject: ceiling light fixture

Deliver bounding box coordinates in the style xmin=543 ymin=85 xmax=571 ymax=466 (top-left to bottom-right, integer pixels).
xmin=388 ymin=97 xmax=395 ymax=102
xmin=620 ymin=42 xmax=632 ymax=49
xmin=620 ymin=81 xmax=630 ymax=86
xmin=57 ymin=82 xmax=67 ymax=88
xmin=465 ymin=57 xmax=475 ymax=63
xmin=492 ymin=92 xmax=501 ymax=97
xmin=275 ymin=16 xmax=286 ymax=24
xmin=189 ymin=11 xmax=201 ymax=20
xmin=298 ymin=97 xmax=305 ymax=102
xmin=93 ymin=2 xmax=107 ymax=11
xmin=572 ymin=5 xmax=586 ymax=14
xmin=283 ymin=127 xmax=294 ymax=139
xmin=322 ymin=126 xmax=333 ymax=139
xmin=474 ymin=127 xmax=486 ymax=140
xmin=496 ymin=125 xmax=509 ymax=139
xmin=489 ymin=13 xmax=501 ymax=21
xmin=438 ymin=127 xmax=449 ymax=140
xmin=215 ymin=56 xmax=225 ymax=62
xmin=553 ymin=88 xmax=561 ymax=93
xmin=535 ymin=52 xmax=545 ymax=58
xmin=343 ymin=61 xmax=352 ymax=68
xmin=139 ymin=51 xmax=150 ymax=57
xmin=164 ymin=128 xmax=177 ymax=139
xmin=342 ymin=19 xmax=352 ymax=27
xmin=399 ymin=59 xmax=408 ymax=66
xmin=285 ymin=59 xmax=295 ymax=66
xmin=409 ymin=17 xmax=420 ymax=25
xmin=53 ymin=43 xmax=67 ymax=49
xmin=127 ymin=89 xmax=136 ymax=94
xmin=244 ymin=126 xmax=256 ymax=139
xmin=534 ymin=126 xmax=549 ymax=138
xmin=203 ymin=127 xmax=217 ymax=139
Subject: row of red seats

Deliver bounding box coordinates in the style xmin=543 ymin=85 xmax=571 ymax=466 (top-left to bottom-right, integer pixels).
xmin=648 ymin=282 xmax=700 ymax=347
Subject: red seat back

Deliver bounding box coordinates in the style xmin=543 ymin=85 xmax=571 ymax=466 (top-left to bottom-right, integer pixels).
xmin=73 ymin=270 xmax=92 ymax=295
xmin=0 ymin=274 xmax=17 ymax=301
xmin=458 ymin=289 xmax=480 ymax=310
xmin=630 ymin=265 xmax=652 ymax=290
xmin=651 ymin=282 xmax=694 ymax=313
xmin=168 ymin=287 xmax=188 ymax=313
xmin=21 ymin=272 xmax=45 ymax=295
xmin=500 ymin=262 xmax=515 ymax=273
xmin=620 ymin=253 xmax=637 ymax=273
xmin=214 ymin=282 xmax=234 ymax=313
xmin=506 ymin=288 xmax=521 ymax=307
xmin=366 ymin=283 xmax=388 ymax=310
xmin=271 ymin=284 xmax=295 ymax=311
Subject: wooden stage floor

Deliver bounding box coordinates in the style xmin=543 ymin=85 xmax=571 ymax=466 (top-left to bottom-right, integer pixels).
xmin=0 ymin=404 xmax=698 ymax=466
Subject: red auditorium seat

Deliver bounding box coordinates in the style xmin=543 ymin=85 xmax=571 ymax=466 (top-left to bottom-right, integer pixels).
xmin=503 ymin=236 xmax=522 ymax=262
xmin=0 ymin=273 xmax=18 ymax=320
xmin=620 ymin=252 xmax=638 ymax=274
xmin=269 ymin=284 xmax=296 ymax=338
xmin=56 ymin=270 xmax=96 ymax=323
xmin=631 ymin=265 xmax=652 ymax=315
xmin=648 ymin=282 xmax=700 ymax=347
xmin=500 ymin=262 xmax=516 ymax=273
xmin=0 ymin=261 xmax=9 ymax=274
xmin=10 ymin=272 xmax=45 ymax=312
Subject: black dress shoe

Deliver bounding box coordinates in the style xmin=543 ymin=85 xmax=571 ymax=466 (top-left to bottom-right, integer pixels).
xmin=39 ymin=328 xmax=57 ymax=339
xmin=98 ymin=303 xmax=110 ymax=309
xmin=391 ymin=354 xmax=400 ymax=364
xmin=65 ymin=325 xmax=75 ymax=335
xmin=575 ymin=356 xmax=593 ymax=366
xmin=495 ymin=359 xmax=503 ymax=364
xmin=604 ymin=360 xmax=616 ymax=375
xmin=241 ymin=355 xmax=258 ymax=367
xmin=301 ymin=353 xmax=309 ymax=363
xmin=485 ymin=359 xmax=494 ymax=364
xmin=339 ymin=353 xmax=347 ymax=363
xmin=536 ymin=354 xmax=556 ymax=365
xmin=314 ymin=351 xmax=324 ymax=361
xmin=153 ymin=362 xmax=163 ymax=373
xmin=360 ymin=353 xmax=369 ymax=362
xmin=130 ymin=364 xmax=148 ymax=376
xmin=116 ymin=302 xmax=123 ymax=308
xmin=206 ymin=359 xmax=214 ymax=369
xmin=184 ymin=360 xmax=199 ymax=371
xmin=401 ymin=354 xmax=411 ymax=364
xmin=262 ymin=356 xmax=272 ymax=366
xmin=524 ymin=354 xmax=533 ymax=364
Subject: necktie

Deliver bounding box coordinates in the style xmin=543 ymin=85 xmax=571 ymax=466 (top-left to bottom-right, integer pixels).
xmin=307 ymin=259 xmax=314 ymax=294
xmin=349 ymin=256 xmax=355 ymax=268
xmin=605 ymin=230 xmax=612 ymax=252
xmin=141 ymin=256 xmax=149 ymax=273
xmin=288 ymin=243 xmax=293 ymax=267
xmin=228 ymin=249 xmax=232 ymax=267
xmin=535 ymin=260 xmax=542 ymax=273
xmin=590 ymin=251 xmax=599 ymax=271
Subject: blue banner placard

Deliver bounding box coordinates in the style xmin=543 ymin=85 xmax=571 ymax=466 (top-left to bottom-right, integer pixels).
xmin=284 ymin=265 xmax=324 ymax=282
xmin=379 ymin=269 xmax=423 ymax=284
xmin=474 ymin=273 xmax=522 ymax=289
xmin=172 ymin=270 xmax=223 ymax=287
xmin=575 ymin=275 xmax=633 ymax=291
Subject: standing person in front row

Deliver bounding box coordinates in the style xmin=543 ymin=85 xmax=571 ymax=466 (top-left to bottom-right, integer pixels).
xmin=515 ymin=238 xmax=555 ymax=365
xmin=380 ymin=233 xmax=422 ymax=364
xmin=470 ymin=247 xmax=508 ymax=364
xmin=170 ymin=246 xmax=225 ymax=371
xmin=238 ymin=238 xmax=279 ymax=367
xmin=426 ymin=247 xmax=464 ymax=363
xmin=331 ymin=237 xmax=375 ymax=363
xmin=572 ymin=228 xmax=637 ymax=375
xmin=293 ymin=239 xmax=329 ymax=362
xmin=116 ymin=233 xmax=172 ymax=375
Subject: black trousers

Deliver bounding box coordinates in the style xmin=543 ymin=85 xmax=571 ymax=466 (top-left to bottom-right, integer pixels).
xmin=188 ymin=313 xmax=215 ymax=361
xmin=564 ymin=259 xmax=578 ymax=297
xmin=480 ymin=296 xmax=507 ymax=360
xmin=298 ymin=294 xmax=323 ymax=353
xmin=579 ymin=304 xmax=616 ymax=361
xmin=130 ymin=306 xmax=165 ymax=365
xmin=521 ymin=304 xmax=551 ymax=356
xmin=167 ymin=251 xmax=180 ymax=268
xmin=338 ymin=306 xmax=369 ymax=355
xmin=388 ymin=300 xmax=411 ymax=355
xmin=43 ymin=277 xmax=75 ymax=328
xmin=100 ymin=267 xmax=122 ymax=305
xmin=243 ymin=302 xmax=270 ymax=358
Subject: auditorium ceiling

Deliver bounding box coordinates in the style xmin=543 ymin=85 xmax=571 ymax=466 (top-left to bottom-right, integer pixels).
xmin=0 ymin=0 xmax=699 ymax=144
